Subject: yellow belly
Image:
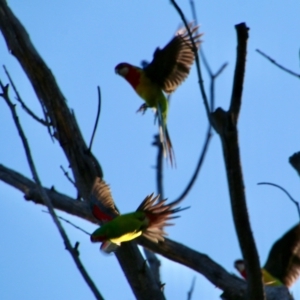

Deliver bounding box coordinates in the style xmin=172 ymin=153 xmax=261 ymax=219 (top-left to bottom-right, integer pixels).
xmin=135 ymin=74 xmax=166 ymax=109
xmin=110 ymin=230 xmax=142 ymax=245
xmin=262 ymin=269 xmax=282 ymax=286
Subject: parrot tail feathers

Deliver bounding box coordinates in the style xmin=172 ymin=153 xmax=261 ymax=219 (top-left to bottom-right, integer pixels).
xmin=158 ymin=123 xmax=176 ymax=168
xmin=143 ymin=232 xmax=165 ymax=243
xmin=165 ymin=126 xmax=176 ymax=167
xmin=156 ymin=104 xmax=176 ymax=167
xmin=137 ymin=194 xmax=189 ymax=243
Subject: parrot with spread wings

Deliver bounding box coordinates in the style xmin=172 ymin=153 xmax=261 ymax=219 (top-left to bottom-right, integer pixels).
xmin=234 ymin=224 xmax=300 ymax=287
xmin=90 ymin=177 xmax=188 ymax=253
xmin=115 ymin=24 xmax=202 ymax=167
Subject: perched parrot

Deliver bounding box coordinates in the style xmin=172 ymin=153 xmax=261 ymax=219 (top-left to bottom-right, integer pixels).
xmin=90 ymin=177 xmax=188 ymax=253
xmin=115 ymin=24 xmax=202 ymax=167
xmin=234 ymin=223 xmax=300 ymax=287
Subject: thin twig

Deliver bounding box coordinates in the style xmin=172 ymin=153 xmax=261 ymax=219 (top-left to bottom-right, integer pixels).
xmin=88 ymin=86 xmax=101 ymax=152
xmin=60 ymin=165 xmax=76 ymax=186
xmin=188 ymin=0 xmax=228 ymax=112
xmin=153 ymin=134 xmax=164 ymax=200
xmin=213 ymin=63 xmax=228 ymax=79
xmin=210 ymin=63 xmax=228 ymax=112
xmin=3 ymin=65 xmax=51 ymax=126
xmin=144 ymin=134 xmax=164 ymax=288
xmin=201 ymin=50 xmax=213 ymax=77
xmin=189 ymin=0 xmax=198 ymax=24
xmin=258 ymin=182 xmax=300 ymax=221
xmin=170 ymin=0 xmax=211 ymax=120
xmin=189 ymin=0 xmax=214 ymax=84
xmin=171 ymin=0 xmax=227 ymax=205
xmin=3 ymin=66 xmax=53 ymax=144
xmin=42 ymin=210 xmax=91 ymax=235
xmin=0 ymin=82 xmax=104 ymax=300
xmin=256 ymin=49 xmax=300 ymax=79
xmin=172 ymin=124 xmax=211 ymax=204
xmin=172 ymin=63 xmax=227 ymax=204
xmin=187 ymin=276 xmax=196 ymax=300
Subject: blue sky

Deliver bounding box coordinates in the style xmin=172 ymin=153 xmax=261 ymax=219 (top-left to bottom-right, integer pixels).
xmin=1 ymin=0 xmax=300 ymax=299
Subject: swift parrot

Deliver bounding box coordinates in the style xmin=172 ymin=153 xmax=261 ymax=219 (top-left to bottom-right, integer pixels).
xmin=115 ymin=23 xmax=202 ymax=167
xmin=234 ymin=223 xmax=300 ymax=287
xmin=90 ymin=177 xmax=188 ymax=252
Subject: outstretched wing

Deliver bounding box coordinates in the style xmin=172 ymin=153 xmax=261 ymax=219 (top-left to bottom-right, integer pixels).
xmin=264 ymin=223 xmax=300 ymax=287
xmin=90 ymin=177 xmax=119 ymax=223
xmin=144 ymin=23 xmax=202 ymax=93
xmin=136 ymin=194 xmax=189 ymax=243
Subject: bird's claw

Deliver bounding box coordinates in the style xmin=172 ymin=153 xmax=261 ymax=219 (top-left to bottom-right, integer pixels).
xmin=136 ymin=103 xmax=148 ymax=115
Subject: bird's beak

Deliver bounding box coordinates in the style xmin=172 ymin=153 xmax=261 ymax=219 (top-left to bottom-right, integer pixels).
xmin=115 ymin=66 xmax=128 ymax=76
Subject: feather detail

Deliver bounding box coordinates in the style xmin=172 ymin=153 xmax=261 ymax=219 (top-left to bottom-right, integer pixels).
xmin=90 ymin=177 xmax=119 ymax=223
xmin=234 ymin=224 xmax=300 ymax=287
xmin=264 ymin=223 xmax=300 ymax=287
xmin=157 ymin=103 xmax=176 ymax=167
xmin=136 ymin=193 xmax=189 ymax=242
xmin=144 ymin=23 xmax=202 ymax=93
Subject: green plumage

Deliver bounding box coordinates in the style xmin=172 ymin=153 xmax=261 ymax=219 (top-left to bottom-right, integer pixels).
xmin=114 ymin=24 xmax=202 ymax=167
xmin=91 ymin=211 xmax=148 ymax=244
xmin=90 ymin=178 xmax=188 ymax=252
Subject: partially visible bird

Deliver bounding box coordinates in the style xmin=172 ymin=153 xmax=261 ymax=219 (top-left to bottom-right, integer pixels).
xmin=234 ymin=223 xmax=300 ymax=287
xmin=115 ymin=23 xmax=202 ymax=167
xmin=90 ymin=177 xmax=188 ymax=253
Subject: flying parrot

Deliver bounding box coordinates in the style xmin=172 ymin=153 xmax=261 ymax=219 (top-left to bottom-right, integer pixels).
xmin=115 ymin=24 xmax=202 ymax=167
xmin=90 ymin=177 xmax=188 ymax=252
xmin=234 ymin=223 xmax=300 ymax=287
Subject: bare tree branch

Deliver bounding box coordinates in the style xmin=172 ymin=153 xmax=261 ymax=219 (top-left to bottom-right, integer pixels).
xmin=0 ymin=1 xmax=294 ymax=299
xmin=170 ymin=0 xmax=210 ymax=120
xmin=3 ymin=65 xmax=51 ymax=127
xmin=60 ymin=165 xmax=76 ymax=187
xmin=289 ymin=152 xmax=300 ymax=177
xmin=153 ymin=134 xmax=164 ymax=200
xmin=3 ymin=64 xmax=53 ymax=142
xmin=0 ymin=2 xmax=166 ymax=299
xmin=171 ymin=1 xmax=227 ymax=205
xmin=256 ymin=49 xmax=300 ymax=79
xmin=0 ymin=164 xmax=292 ymax=299
xmin=172 ymin=62 xmax=227 ymax=204
xmin=187 ymin=276 xmax=196 ymax=300
xmin=143 ymin=133 xmax=165 ymax=288
xmin=229 ymin=25 xmax=248 ymax=120
xmin=88 ymin=86 xmax=101 ymax=152
xmin=143 ymin=248 xmax=162 ymax=287
xmin=42 ymin=210 xmax=91 ymax=236
xmin=0 ymin=0 xmax=102 ymax=197
xmin=211 ymin=23 xmax=265 ymax=300
xmin=172 ymin=124 xmax=211 ymax=203
xmin=258 ymin=182 xmax=300 ymax=221
xmin=0 ymin=82 xmax=104 ymax=300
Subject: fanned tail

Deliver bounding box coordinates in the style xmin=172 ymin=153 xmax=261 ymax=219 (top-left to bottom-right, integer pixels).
xmin=136 ymin=194 xmax=189 ymax=243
